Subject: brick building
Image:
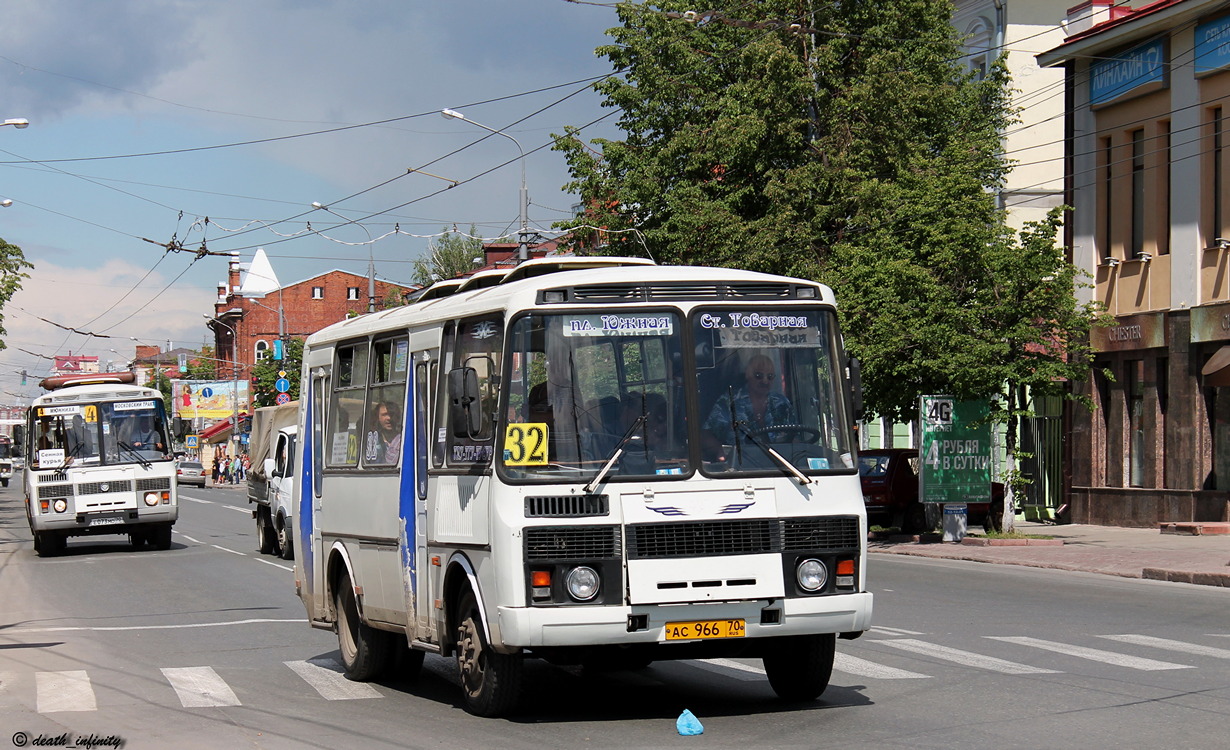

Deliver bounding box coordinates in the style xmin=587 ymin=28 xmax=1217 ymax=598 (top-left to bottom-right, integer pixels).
xmin=208 ymin=251 xmax=417 ymax=381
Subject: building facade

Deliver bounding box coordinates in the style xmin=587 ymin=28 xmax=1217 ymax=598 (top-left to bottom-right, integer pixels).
xmin=1041 ymin=0 xmax=1230 ymax=525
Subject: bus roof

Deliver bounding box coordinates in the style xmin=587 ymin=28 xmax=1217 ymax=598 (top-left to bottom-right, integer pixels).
xmin=305 ymin=260 xmax=836 ymax=348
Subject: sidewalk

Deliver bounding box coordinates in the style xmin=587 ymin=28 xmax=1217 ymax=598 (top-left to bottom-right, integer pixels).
xmin=869 ymin=521 xmax=1230 ymax=587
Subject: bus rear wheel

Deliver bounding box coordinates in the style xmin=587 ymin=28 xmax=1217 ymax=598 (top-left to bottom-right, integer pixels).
xmin=763 ymin=633 xmax=835 ymax=702
xmin=335 ymin=570 xmax=391 ymax=681
xmin=455 ymin=589 xmax=522 ymax=717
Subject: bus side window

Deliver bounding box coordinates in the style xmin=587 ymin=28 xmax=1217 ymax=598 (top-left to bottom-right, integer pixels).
xmin=442 ymin=317 xmax=503 ymax=466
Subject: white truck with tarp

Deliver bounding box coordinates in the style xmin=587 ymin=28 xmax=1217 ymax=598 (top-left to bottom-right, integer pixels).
xmin=246 ymin=401 xmax=297 ymax=559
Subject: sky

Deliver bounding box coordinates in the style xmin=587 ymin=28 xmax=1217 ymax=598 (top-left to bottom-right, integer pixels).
xmin=0 ymin=0 xmax=624 ymax=401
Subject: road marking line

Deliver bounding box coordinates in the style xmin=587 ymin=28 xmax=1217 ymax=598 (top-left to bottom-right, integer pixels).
xmin=36 ymin=670 xmax=96 ymax=712
xmin=879 ymin=639 xmax=1061 ymax=674
xmin=8 ymin=618 xmax=306 ymax=634
xmin=869 ymin=626 xmax=926 ymax=636
xmin=694 ymin=658 xmax=764 ymax=680
xmin=181 ymin=496 xmax=252 ymax=515
xmin=210 ymin=544 xmax=246 ymax=556
xmin=1099 ymin=634 xmax=1230 ymax=659
xmin=254 ymin=557 xmax=293 ymax=571
xmin=987 ymin=636 xmax=1193 ymax=671
xmin=162 ymin=666 xmax=241 ymax=708
xmin=285 ymin=659 xmax=383 ymax=700
xmin=834 ymin=652 xmax=930 ymax=679
xmin=177 ymin=533 xmax=203 ymax=544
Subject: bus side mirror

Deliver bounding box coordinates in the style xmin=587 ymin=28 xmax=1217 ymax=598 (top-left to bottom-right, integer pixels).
xmin=847 ymin=356 xmax=865 ymax=422
xmin=448 ymin=367 xmax=482 ymax=437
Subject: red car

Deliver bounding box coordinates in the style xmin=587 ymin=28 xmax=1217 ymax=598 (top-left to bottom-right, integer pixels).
xmin=858 ymin=448 xmax=999 ymax=532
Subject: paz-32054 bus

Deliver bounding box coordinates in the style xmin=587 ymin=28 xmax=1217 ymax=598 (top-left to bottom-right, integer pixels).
xmin=294 ymin=258 xmax=872 ymax=716
xmin=24 ymin=371 xmax=178 ymax=556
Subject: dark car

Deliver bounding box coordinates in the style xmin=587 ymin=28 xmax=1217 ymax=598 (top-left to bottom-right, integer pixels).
xmin=859 ymin=448 xmax=999 ymax=532
xmin=176 ymin=460 xmax=207 ymax=487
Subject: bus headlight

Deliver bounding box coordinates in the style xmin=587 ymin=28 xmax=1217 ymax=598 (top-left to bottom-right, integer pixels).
xmin=796 ymin=559 xmax=828 ymax=592
xmin=143 ymin=492 xmax=161 ymax=507
xmin=53 ymin=499 xmax=68 ymax=513
xmin=565 ymin=566 xmax=600 ymax=602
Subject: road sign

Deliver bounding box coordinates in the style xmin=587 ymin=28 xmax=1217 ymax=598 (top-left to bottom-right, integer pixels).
xmin=275 ymin=377 xmax=291 ymax=393
xmin=275 ymin=392 xmax=292 ymax=405
xmin=186 ymin=435 xmax=199 ymax=448
xmin=919 ymin=396 xmax=992 ymax=504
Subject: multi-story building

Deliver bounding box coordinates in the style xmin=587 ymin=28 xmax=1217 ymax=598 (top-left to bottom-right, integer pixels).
xmin=1040 ymin=0 xmax=1230 ymax=526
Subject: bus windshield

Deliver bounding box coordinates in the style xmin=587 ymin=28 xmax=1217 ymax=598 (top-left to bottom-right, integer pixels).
xmin=30 ymin=398 xmax=171 ymax=469
xmin=499 ymin=306 xmax=856 ymax=482
xmin=503 ymin=311 xmax=687 ymax=480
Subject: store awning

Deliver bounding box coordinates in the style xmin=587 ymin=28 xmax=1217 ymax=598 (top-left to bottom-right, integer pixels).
xmin=1202 ymin=345 xmax=1230 ymax=387
xmin=199 ymin=418 xmax=234 ymax=443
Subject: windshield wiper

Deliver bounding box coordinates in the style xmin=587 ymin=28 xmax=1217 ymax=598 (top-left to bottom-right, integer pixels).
xmin=55 ymin=441 xmax=85 ymax=471
xmin=731 ymin=421 xmax=812 ymax=485
xmin=117 ymin=440 xmax=152 ymax=469
xmin=582 ymin=415 xmax=647 ymax=494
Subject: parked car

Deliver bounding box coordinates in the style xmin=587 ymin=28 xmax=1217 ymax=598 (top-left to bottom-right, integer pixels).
xmin=176 ymin=460 xmax=207 ymax=487
xmin=859 ymin=448 xmax=1000 ymax=532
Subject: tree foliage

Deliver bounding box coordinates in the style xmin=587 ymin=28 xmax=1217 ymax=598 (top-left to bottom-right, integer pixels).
xmin=411 ymin=227 xmax=484 ymax=286
xmin=555 ymin=1 xmax=1101 ymax=424
xmin=0 ymin=236 xmax=32 ymax=352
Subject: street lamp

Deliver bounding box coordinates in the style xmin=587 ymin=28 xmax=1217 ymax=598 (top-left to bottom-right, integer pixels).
xmin=312 ymin=202 xmax=376 ymax=313
xmin=204 ymin=315 xmax=241 ymax=457
xmin=2 ymin=118 xmax=29 ymax=129
xmin=440 ymin=108 xmax=530 ymax=263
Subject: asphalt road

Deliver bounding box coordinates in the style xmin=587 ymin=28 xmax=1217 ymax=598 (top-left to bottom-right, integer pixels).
xmin=2 ymin=479 xmax=1229 ymax=749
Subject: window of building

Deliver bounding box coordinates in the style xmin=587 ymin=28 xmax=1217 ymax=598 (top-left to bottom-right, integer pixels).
xmin=1101 ymin=136 xmax=1114 ymax=259
xmin=255 ymin=340 xmax=269 ymax=361
xmin=1131 ymin=129 xmax=1145 ymax=258
xmin=1213 ymin=107 xmax=1224 ymax=245
xmin=312 ymin=286 xmax=324 ymax=300
xmin=964 ymin=18 xmax=993 ymax=81
xmin=1159 ymin=121 xmax=1171 ymax=255
xmin=1127 ymin=359 xmax=1145 ymax=488
xmin=347 ymin=287 xmax=360 ymax=301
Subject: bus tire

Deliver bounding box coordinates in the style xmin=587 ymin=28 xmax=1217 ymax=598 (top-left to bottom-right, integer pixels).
xmin=1 ymin=478 xmax=8 ymax=487
xmin=35 ymin=531 xmax=65 ymax=557
xmin=763 ymin=633 xmax=835 ymax=702
xmin=276 ymin=515 xmax=293 ymax=560
xmin=257 ymin=509 xmax=276 ymax=555
xmin=335 ymin=570 xmax=391 ymax=681
xmin=130 ymin=531 xmax=148 ymax=549
xmin=150 ymin=524 xmax=173 ymax=551
xmin=455 ymin=588 xmax=522 ymax=717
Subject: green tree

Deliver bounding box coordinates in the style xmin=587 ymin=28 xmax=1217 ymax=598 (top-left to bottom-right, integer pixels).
xmin=411 ymin=226 xmax=484 ymax=286
xmin=0 ymin=237 xmax=32 ymax=351
xmin=185 ymin=347 xmax=221 ymax=381
xmin=249 ymin=338 xmax=303 ymax=408
xmin=555 ymin=2 xmax=1103 ymax=531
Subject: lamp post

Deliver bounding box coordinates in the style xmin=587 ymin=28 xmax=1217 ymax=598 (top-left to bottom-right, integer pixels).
xmin=312 ymin=202 xmax=376 ymax=313
xmin=204 ymin=315 xmax=240 ymax=457
xmin=1 ymin=118 xmax=29 ymax=208
xmin=440 ymin=108 xmax=530 ymax=263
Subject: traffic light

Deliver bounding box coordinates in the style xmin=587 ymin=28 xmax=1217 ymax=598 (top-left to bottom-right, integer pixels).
xmin=20 ymin=369 xmax=26 ymax=386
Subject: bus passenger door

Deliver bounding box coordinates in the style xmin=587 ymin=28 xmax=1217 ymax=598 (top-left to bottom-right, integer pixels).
xmin=302 ymin=368 xmax=329 ymax=619
xmin=408 ymin=350 xmax=436 ymax=641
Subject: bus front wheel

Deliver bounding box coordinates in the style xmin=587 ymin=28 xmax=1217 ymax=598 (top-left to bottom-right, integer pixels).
xmin=34 ymin=531 xmax=66 ymax=557
xmin=455 ymin=589 xmax=522 ymax=717
xmin=335 ymin=570 xmax=391 ymax=681
xmin=763 ymin=633 xmax=835 ymax=702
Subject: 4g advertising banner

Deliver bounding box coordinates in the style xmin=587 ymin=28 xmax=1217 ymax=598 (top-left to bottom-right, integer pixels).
xmin=919 ymin=396 xmax=993 ymax=504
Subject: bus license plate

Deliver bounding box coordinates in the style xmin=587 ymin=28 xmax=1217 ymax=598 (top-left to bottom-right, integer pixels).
xmin=664 ymin=618 xmax=745 ymax=641
xmin=88 ymin=515 xmax=124 ymax=527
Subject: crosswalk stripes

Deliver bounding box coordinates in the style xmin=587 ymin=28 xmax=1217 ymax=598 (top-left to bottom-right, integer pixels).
xmin=8 ymin=632 xmax=1230 ymax=714
xmin=986 ymin=636 xmax=1194 ymax=671
xmin=161 ymin=666 xmax=242 ymax=707
xmin=1097 ymin=634 xmax=1230 ymax=659
xmin=875 ymin=638 xmax=1062 ymax=674
xmin=36 ymin=670 xmax=96 ymax=712
xmin=284 ymin=658 xmax=384 ymax=700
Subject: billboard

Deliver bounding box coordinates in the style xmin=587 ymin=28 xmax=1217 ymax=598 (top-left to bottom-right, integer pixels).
xmin=174 ymin=380 xmax=250 ymax=419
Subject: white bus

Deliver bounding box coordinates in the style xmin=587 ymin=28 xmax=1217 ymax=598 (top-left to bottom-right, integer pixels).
xmin=294 ymin=258 xmax=872 ymax=716
xmin=24 ymin=371 xmax=179 ymax=556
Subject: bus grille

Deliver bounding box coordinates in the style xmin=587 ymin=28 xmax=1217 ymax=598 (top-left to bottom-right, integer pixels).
xmin=525 ymin=494 xmax=609 ymax=518
xmin=628 ymin=516 xmax=861 ymax=559
xmin=77 ymin=480 xmax=133 ymax=495
xmin=137 ymin=477 xmax=172 ymax=492
xmin=38 ymin=484 xmax=74 ymax=499
xmin=781 ymin=516 xmax=861 ymax=550
xmin=627 ymin=519 xmax=778 ymax=559
xmin=525 ymin=526 xmax=620 ymax=561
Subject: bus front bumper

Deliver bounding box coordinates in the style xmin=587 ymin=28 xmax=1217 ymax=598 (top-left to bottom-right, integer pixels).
xmin=495 ymin=591 xmax=872 ymax=649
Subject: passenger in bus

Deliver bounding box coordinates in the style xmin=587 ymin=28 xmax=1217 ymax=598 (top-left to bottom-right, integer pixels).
xmin=366 ymin=400 xmax=402 ymax=464
xmin=64 ymin=415 xmax=93 ymax=463
xmin=35 ymin=415 xmax=59 ymax=452
xmin=703 ymin=354 xmax=797 ymax=448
